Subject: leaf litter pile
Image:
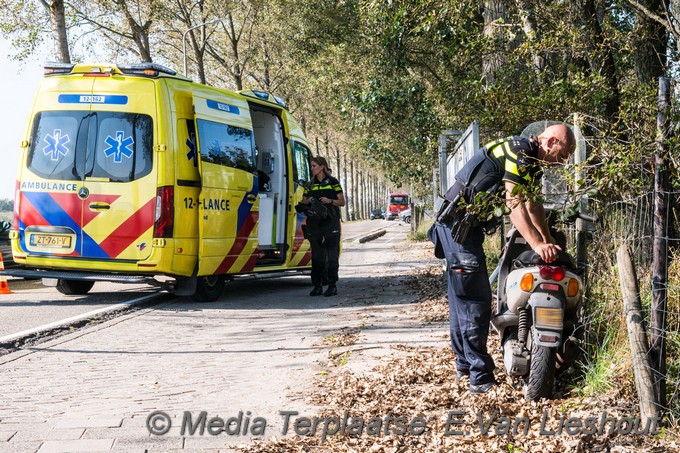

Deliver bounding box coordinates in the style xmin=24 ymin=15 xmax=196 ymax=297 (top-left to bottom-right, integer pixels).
xmin=236 ymin=262 xmax=673 ymax=452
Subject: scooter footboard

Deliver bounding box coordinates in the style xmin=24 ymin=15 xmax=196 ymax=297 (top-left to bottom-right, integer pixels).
xmin=528 ymin=292 xmax=565 ymax=347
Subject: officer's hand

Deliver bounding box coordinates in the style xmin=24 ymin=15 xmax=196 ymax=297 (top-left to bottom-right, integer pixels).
xmin=320 ymin=197 xmax=331 ymax=204
xmin=533 ymin=243 xmax=561 ymax=263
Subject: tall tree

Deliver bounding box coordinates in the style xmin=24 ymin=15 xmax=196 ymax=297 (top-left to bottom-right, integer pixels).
xmin=0 ymin=0 xmax=70 ymax=62
xmin=70 ymin=0 xmax=160 ymax=62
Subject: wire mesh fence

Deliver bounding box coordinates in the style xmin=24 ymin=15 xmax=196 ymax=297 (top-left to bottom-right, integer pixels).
xmin=579 ymin=189 xmax=680 ymax=422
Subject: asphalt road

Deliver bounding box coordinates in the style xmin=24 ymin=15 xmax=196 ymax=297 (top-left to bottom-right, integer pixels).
xmin=0 ymin=219 xmax=409 ymax=344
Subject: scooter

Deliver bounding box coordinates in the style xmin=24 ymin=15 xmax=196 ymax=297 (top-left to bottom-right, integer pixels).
xmin=490 ymin=211 xmax=594 ymax=401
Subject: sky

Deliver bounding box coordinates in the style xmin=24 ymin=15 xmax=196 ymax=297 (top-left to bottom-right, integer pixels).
xmin=0 ymin=37 xmax=50 ymax=201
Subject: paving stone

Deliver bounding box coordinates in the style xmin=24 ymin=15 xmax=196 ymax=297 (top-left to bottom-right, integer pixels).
xmin=0 ymin=232 xmax=435 ymax=452
xmin=44 ymin=428 xmax=85 ymax=441
xmin=0 ymin=431 xmax=16 ymax=441
xmin=0 ymin=440 xmax=42 ymax=453
xmin=54 ymin=418 xmax=123 ymax=429
xmin=37 ymin=439 xmax=114 ymax=453
xmin=111 ymin=435 xmax=183 ymax=452
xmin=8 ymin=428 xmax=54 ymax=442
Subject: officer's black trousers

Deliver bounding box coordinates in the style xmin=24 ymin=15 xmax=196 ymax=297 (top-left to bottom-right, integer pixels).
xmin=431 ymin=222 xmax=495 ymax=386
xmin=307 ymin=218 xmax=341 ymax=286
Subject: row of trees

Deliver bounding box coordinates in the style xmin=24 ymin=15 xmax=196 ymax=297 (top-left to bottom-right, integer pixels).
xmin=1 ymin=0 xmax=677 ymax=201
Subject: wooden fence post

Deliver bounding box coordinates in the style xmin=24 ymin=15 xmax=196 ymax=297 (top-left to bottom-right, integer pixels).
xmin=617 ymin=245 xmax=659 ymax=423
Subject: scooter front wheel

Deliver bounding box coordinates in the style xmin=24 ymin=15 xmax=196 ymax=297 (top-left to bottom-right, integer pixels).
xmin=524 ymin=343 xmax=556 ymax=401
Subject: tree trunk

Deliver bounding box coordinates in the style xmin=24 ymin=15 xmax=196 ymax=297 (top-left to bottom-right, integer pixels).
xmin=482 ymin=1 xmax=507 ymax=84
xmin=632 ymin=0 xmax=668 ymax=83
xmin=114 ymin=0 xmax=153 ymax=62
xmin=43 ymin=0 xmax=71 ymax=63
xmin=350 ymin=160 xmax=356 ymax=220
xmin=342 ymin=152 xmax=349 ymax=222
xmin=570 ymin=0 xmax=620 ymax=120
xmin=228 ymin=13 xmax=243 ymax=90
xmin=515 ymin=0 xmax=543 ymax=71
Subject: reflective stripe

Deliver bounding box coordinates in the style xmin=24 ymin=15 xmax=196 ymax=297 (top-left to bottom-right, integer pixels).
xmin=503 ymin=142 xmax=518 ymax=160
xmin=492 ymin=145 xmax=504 ymax=158
xmin=308 ymin=184 xmax=336 ymax=191
xmin=505 ymin=160 xmax=519 ymax=176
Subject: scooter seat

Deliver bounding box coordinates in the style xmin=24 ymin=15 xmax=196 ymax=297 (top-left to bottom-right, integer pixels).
xmin=513 ymin=250 xmax=576 ymax=267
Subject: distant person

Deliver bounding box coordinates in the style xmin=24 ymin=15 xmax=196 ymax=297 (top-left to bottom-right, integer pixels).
xmin=429 ymin=123 xmax=576 ymax=394
xmin=301 ymin=156 xmax=345 ymax=297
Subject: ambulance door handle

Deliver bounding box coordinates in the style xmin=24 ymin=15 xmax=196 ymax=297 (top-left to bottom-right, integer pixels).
xmin=89 ymin=202 xmax=111 ymax=211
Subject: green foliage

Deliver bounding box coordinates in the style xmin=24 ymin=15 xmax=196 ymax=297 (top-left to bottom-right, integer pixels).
xmin=574 ymin=330 xmax=618 ymax=397
xmin=407 ymin=219 xmax=432 ymax=242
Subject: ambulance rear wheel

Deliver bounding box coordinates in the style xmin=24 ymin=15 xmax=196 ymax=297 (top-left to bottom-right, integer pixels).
xmin=56 ymin=279 xmax=95 ymax=295
xmin=194 ymin=275 xmax=225 ymax=302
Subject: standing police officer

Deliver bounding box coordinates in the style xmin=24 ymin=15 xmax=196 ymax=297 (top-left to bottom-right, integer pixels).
xmin=302 ymin=156 xmax=345 ymax=297
xmin=429 ymin=124 xmax=576 ymax=394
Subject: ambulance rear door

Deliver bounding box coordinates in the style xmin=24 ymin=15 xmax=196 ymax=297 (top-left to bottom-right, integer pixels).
xmin=192 ymin=95 xmax=258 ymax=276
xmin=77 ymin=76 xmax=157 ymax=261
xmin=20 ymin=74 xmax=155 ymax=262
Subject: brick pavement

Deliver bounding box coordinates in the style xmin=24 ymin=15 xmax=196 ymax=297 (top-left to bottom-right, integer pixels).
xmin=0 ymin=226 xmax=443 ymax=452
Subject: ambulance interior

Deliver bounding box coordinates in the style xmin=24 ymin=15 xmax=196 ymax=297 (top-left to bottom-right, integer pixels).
xmin=251 ymin=107 xmax=287 ymax=264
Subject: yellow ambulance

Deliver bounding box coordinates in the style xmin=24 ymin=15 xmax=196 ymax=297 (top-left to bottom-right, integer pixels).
xmin=8 ymin=62 xmax=314 ymax=300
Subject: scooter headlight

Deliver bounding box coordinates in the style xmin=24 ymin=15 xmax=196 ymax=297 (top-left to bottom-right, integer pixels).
xmin=535 ymin=307 xmax=563 ymax=329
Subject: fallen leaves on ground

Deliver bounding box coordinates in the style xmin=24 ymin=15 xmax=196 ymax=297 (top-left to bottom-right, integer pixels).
xmin=236 ymin=255 xmax=674 ymax=452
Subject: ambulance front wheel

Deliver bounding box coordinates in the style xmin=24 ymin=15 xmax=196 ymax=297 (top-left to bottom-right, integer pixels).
xmin=194 ymin=275 xmax=226 ymax=302
xmin=56 ymin=279 xmax=95 ymax=295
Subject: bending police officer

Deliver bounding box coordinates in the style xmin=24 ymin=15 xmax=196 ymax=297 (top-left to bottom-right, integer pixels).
xmin=302 ymin=156 xmax=345 ymax=297
xmin=429 ymin=124 xmax=576 ymax=394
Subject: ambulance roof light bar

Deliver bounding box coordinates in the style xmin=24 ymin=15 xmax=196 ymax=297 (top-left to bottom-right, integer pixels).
xmin=241 ymin=90 xmax=289 ymax=110
xmin=43 ymin=61 xmax=76 ymax=76
xmin=118 ymin=62 xmax=177 ymax=77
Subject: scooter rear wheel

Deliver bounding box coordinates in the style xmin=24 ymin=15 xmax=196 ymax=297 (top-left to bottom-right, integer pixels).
xmin=525 ymin=343 xmax=556 ymax=401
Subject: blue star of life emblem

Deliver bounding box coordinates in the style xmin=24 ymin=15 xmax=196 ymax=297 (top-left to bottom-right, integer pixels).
xmin=43 ymin=129 xmax=70 ymax=160
xmin=104 ymin=131 xmax=134 ymax=163
xmin=186 ymin=132 xmax=197 ymax=167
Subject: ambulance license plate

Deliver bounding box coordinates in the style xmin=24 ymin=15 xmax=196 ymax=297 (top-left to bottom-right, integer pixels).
xmin=30 ymin=234 xmax=72 ymax=249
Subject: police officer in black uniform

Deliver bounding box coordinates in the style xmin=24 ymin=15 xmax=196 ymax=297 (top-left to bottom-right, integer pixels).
xmin=302 ymin=156 xmax=345 ymax=297
xmin=429 ymin=124 xmax=576 ymax=394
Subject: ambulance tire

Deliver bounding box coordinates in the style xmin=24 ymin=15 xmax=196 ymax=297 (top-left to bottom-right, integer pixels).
xmin=194 ymin=275 xmax=225 ymax=302
xmin=56 ymin=279 xmax=95 ymax=295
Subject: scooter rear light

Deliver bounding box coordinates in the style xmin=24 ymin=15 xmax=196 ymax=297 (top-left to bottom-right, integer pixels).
xmin=567 ymin=278 xmax=580 ymax=297
xmin=538 ymin=265 xmax=565 ymax=281
xmin=520 ymin=273 xmax=534 ymax=291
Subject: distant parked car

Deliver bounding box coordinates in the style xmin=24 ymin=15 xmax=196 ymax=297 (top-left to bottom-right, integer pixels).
xmin=370 ymin=209 xmax=385 ymax=220
xmin=399 ymin=208 xmax=411 ymax=224
xmin=0 ymin=220 xmax=13 ymax=268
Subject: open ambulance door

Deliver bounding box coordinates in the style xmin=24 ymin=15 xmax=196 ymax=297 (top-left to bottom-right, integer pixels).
xmin=192 ymin=95 xmax=258 ymax=299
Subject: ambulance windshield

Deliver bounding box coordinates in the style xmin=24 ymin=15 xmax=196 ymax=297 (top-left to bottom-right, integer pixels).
xmin=27 ymin=111 xmax=153 ymax=183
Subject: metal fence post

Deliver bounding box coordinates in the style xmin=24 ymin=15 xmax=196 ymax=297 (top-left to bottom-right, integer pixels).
xmin=651 ymin=76 xmax=672 ymax=411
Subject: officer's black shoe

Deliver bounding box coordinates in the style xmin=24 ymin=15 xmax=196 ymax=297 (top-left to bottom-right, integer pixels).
xmin=323 ymin=285 xmax=337 ymax=297
xmin=309 ymin=286 xmax=323 ymax=296
xmin=469 ymin=380 xmax=497 ymax=394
